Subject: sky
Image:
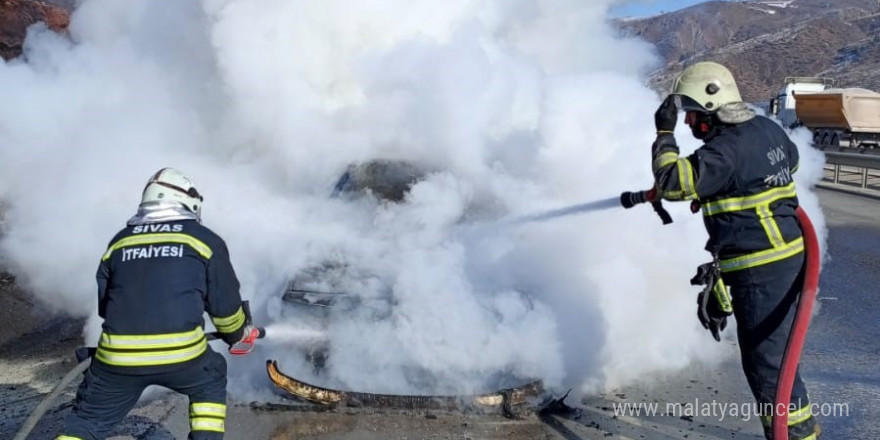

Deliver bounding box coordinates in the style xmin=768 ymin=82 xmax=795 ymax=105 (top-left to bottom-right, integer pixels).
xmin=610 ymin=0 xmax=720 ymax=17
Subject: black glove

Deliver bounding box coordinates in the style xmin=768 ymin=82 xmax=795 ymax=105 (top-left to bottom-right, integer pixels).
xmin=691 ymin=261 xmax=733 ymax=342
xmin=654 ymin=95 xmax=678 ymax=133
xmin=696 ymin=285 xmax=728 ymax=341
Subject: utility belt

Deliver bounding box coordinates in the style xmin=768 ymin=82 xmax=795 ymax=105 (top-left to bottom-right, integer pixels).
xmin=95 ymin=326 xmax=207 ymax=368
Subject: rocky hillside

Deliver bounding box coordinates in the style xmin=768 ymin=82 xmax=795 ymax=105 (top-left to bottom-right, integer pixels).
xmin=617 ymin=0 xmax=880 ymax=103
xmin=6 ymin=0 xmax=880 ymax=105
xmin=0 ymin=0 xmax=69 ymax=60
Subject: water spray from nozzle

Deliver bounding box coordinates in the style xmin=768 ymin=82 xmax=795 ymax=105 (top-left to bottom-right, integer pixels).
xmin=503 ymin=196 xmax=620 ymax=226
xmin=262 ymin=323 xmax=330 ymax=345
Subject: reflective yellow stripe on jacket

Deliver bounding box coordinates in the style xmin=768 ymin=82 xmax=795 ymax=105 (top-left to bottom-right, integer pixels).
xmin=720 ymin=238 xmax=804 ymax=272
xmin=102 ymin=233 xmax=213 ymax=261
xmin=211 ymin=306 xmax=245 ymax=334
xmin=677 ymin=158 xmax=697 ymax=200
xmin=653 ymin=151 xmax=678 ymax=171
xmin=95 ymin=326 xmax=207 ymax=367
xmin=702 ymin=183 xmax=801 ymax=272
xmin=655 ymin=155 xmax=699 ymax=201
xmin=701 ymin=183 xmax=797 ymax=216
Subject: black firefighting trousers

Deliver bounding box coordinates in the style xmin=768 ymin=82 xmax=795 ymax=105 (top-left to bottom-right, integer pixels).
xmin=57 ymin=350 xmax=227 ymax=440
xmin=727 ymin=253 xmax=818 ymax=440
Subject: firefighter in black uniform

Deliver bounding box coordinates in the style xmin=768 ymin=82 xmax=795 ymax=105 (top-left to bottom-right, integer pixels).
xmin=650 ymin=62 xmax=819 ymax=440
xmin=57 ymin=168 xmax=260 ymax=440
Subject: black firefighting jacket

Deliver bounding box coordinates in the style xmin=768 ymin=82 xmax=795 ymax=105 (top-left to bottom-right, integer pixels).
xmin=95 ymin=219 xmax=245 ymax=373
xmin=652 ymin=115 xmax=802 ymax=273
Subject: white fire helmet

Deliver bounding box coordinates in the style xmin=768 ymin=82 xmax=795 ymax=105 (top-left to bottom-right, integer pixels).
xmin=140 ymin=168 xmax=203 ymax=217
xmin=672 ymin=61 xmax=743 ymax=112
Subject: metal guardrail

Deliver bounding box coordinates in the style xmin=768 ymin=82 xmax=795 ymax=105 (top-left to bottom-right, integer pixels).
xmin=824 ymin=151 xmax=880 ymax=188
xmin=824 ymin=151 xmax=880 ymax=169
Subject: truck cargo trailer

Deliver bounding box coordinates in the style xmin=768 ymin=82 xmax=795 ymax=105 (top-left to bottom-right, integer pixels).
xmin=794 ymin=88 xmax=880 ymax=149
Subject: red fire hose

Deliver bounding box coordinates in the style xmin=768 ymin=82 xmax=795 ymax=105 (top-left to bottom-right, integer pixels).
xmin=622 ymin=192 xmax=821 ymax=439
xmin=773 ymin=206 xmax=820 ymax=440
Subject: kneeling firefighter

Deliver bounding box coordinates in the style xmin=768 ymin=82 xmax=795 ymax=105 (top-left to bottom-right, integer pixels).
xmin=649 ymin=62 xmax=818 ymax=440
xmin=56 ymin=168 xmax=262 ymax=440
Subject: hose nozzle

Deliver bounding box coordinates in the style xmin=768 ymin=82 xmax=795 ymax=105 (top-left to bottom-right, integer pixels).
xmin=620 ymin=188 xmax=673 ymax=225
xmin=620 ymin=189 xmax=654 ymax=209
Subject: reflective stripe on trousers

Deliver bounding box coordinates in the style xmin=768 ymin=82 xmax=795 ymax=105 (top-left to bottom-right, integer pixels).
xmin=190 ymin=402 xmax=226 ymax=433
xmin=760 ymin=401 xmax=818 ymax=440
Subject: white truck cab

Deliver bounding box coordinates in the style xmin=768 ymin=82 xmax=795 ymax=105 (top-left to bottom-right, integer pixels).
xmin=769 ymin=77 xmax=833 ymax=128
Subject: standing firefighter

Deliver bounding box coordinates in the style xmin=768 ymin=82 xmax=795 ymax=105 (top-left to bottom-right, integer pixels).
xmin=57 ymin=168 xmax=261 ymax=440
xmin=650 ymin=62 xmax=818 ymax=440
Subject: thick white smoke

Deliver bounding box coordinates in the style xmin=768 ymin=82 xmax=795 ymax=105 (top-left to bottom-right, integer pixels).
xmin=0 ymin=0 xmax=826 ymax=398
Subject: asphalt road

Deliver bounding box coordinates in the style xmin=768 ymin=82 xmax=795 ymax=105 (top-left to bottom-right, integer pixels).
xmin=2 ymin=186 xmax=878 ymax=439
xmin=798 ymin=186 xmax=880 ymax=439
xmin=558 ymin=186 xmax=880 ymax=440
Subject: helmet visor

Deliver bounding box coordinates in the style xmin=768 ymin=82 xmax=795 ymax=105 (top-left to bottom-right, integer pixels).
xmin=674 ymin=94 xmax=708 ymax=113
xmin=149 ymin=179 xmax=204 ymax=202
